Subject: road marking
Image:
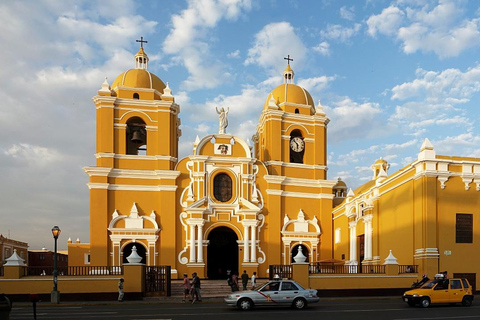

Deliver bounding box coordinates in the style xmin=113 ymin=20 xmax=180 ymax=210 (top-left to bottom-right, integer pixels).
xmin=395 ymin=316 xmax=480 ymax=320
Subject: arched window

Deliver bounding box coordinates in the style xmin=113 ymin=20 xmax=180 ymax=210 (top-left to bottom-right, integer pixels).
xmin=126 ymin=117 xmax=147 ymax=155
xmin=213 ymin=173 xmax=232 ymax=202
xmin=133 ymin=93 xmax=140 ymax=99
xmin=295 ymin=108 xmax=299 ymax=114
xmin=289 ymin=129 xmax=304 ymax=164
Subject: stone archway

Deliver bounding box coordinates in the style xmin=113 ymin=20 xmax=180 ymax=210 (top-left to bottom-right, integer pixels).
xmin=207 ymin=226 xmax=238 ymax=279
xmin=122 ymin=243 xmax=147 ymax=264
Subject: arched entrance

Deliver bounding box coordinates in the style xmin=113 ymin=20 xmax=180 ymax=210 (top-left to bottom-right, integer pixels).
xmin=291 ymin=244 xmax=309 ymax=263
xmin=122 ymin=242 xmax=147 ymax=264
xmin=207 ymin=226 xmax=238 ymax=279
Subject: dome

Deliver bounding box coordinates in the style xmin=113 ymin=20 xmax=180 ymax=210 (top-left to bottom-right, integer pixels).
xmin=263 ymin=63 xmax=315 ymax=111
xmin=264 ymin=83 xmax=314 ymax=109
xmin=334 ymin=178 xmax=347 ymax=189
xmin=112 ymin=69 xmax=166 ymax=93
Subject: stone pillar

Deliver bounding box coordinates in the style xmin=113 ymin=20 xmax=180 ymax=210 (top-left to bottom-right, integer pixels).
xmin=250 ymin=225 xmax=257 ymax=262
xmin=349 ymin=221 xmax=357 ymax=263
xmin=243 ymin=224 xmax=249 ymax=262
xmin=364 ymin=215 xmax=373 ymax=261
xmin=189 ymin=224 xmax=196 ymax=262
xmin=123 ymin=263 xmax=145 ymax=300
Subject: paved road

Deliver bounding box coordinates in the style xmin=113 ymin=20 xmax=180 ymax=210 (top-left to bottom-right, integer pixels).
xmin=10 ymin=298 xmax=480 ymax=320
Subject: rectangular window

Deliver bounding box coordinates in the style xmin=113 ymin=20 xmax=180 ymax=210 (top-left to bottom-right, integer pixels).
xmin=39 ymin=254 xmax=45 ymax=260
xmin=456 ymin=213 xmax=473 ymax=243
xmin=334 ymin=228 xmax=341 ymax=244
xmin=84 ymin=253 xmax=91 ymax=265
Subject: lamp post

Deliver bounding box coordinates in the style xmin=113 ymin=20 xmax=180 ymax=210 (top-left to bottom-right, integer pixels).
xmin=51 ymin=226 xmax=61 ymax=304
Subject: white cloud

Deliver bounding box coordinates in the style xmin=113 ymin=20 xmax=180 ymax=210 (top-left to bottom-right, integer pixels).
xmin=366 ymin=1 xmax=480 ymax=58
xmin=320 ymin=23 xmax=361 ymax=43
xmin=298 ymin=75 xmax=336 ymax=95
xmin=163 ymin=0 xmax=253 ymax=90
xmin=433 ymin=132 xmax=480 ymax=156
xmin=340 ymin=6 xmax=355 ymax=21
xmin=389 ymin=65 xmax=480 ymax=129
xmin=366 ymin=5 xmax=404 ymax=37
xmin=4 ymin=144 xmax=63 ymax=166
xmin=245 ymin=22 xmax=307 ymax=73
xmin=313 ymin=41 xmax=331 ymax=56
xmin=228 ymin=50 xmax=241 ymax=58
xmin=324 ymin=97 xmax=383 ymax=142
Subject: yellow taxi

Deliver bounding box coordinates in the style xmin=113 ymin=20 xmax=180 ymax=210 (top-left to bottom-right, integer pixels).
xmin=403 ymin=275 xmax=474 ymax=308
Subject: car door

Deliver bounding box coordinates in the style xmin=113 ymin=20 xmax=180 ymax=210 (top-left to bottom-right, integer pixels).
xmin=448 ymin=279 xmax=464 ymax=303
xmin=277 ymin=281 xmax=299 ymax=305
xmin=432 ymin=280 xmax=449 ymax=303
xmin=256 ymin=281 xmax=281 ymax=306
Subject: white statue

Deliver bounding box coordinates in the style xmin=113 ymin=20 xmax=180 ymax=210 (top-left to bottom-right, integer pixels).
xmin=216 ymin=107 xmax=229 ymax=134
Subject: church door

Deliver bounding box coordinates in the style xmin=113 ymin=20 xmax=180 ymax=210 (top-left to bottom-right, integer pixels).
xmin=207 ymin=227 xmax=238 ymax=279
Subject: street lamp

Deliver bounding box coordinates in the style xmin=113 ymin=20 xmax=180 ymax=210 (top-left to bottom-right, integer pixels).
xmin=51 ymin=226 xmax=61 ymax=304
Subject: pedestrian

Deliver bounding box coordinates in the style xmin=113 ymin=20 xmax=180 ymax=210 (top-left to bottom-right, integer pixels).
xmin=182 ymin=273 xmax=191 ymax=303
xmin=231 ymin=273 xmax=239 ymax=292
xmin=191 ymin=272 xmax=202 ymax=303
xmin=241 ymin=270 xmax=249 ymax=290
xmin=118 ymin=278 xmax=124 ymax=302
xmin=251 ymin=271 xmax=257 ymax=289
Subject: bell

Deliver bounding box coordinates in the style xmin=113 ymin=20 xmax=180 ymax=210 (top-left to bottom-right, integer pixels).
xmin=131 ymin=129 xmax=145 ymax=144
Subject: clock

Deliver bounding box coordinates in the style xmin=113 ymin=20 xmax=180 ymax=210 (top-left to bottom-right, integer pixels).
xmin=290 ymin=137 xmax=304 ymax=152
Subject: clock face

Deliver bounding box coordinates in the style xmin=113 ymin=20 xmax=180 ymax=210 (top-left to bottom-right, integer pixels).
xmin=290 ymin=137 xmax=304 ymax=152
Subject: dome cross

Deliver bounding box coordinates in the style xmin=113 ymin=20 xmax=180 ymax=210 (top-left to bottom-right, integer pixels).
xmin=136 ymin=37 xmax=148 ymax=48
xmin=284 ymin=55 xmax=293 ymax=65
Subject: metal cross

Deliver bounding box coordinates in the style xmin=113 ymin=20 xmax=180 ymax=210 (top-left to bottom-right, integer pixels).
xmin=136 ymin=37 xmax=148 ymax=48
xmin=284 ymin=55 xmax=293 ymax=65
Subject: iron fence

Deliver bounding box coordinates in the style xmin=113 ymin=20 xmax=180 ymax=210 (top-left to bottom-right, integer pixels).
xmin=269 ymin=265 xmax=292 ymax=280
xmin=309 ymin=263 xmax=386 ymax=274
xmin=25 ymin=266 xmax=123 ymax=276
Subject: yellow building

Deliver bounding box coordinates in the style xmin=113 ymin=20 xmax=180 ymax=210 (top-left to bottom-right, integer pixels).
xmin=333 ymin=139 xmax=480 ymax=291
xmin=69 ymin=44 xmax=480 ymax=290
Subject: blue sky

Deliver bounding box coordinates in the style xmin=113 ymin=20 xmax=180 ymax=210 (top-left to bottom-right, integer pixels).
xmin=1 ymin=0 xmax=480 ymax=250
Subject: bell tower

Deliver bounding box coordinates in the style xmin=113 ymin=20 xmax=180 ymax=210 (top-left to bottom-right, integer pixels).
xmin=254 ymin=59 xmax=329 ymax=180
xmin=84 ymin=40 xmax=181 ymax=266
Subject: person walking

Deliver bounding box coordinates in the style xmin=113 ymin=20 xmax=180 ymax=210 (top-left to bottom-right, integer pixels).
xmin=182 ymin=273 xmax=191 ymax=302
xmin=118 ymin=278 xmax=124 ymax=302
xmin=231 ymin=273 xmax=239 ymax=292
xmin=251 ymin=272 xmax=257 ymax=289
xmin=191 ymin=272 xmax=202 ymax=303
xmin=241 ymin=270 xmax=249 ymax=290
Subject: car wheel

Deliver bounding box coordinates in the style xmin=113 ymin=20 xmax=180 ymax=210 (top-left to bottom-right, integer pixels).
xmin=462 ymin=296 xmax=473 ymax=307
xmin=238 ymin=298 xmax=253 ymax=311
xmin=421 ymin=297 xmax=430 ymax=308
xmin=407 ymin=301 xmax=416 ymax=307
xmin=292 ymin=298 xmax=307 ymax=310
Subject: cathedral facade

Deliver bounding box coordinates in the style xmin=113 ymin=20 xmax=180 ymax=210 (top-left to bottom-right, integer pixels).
xmin=68 ymin=45 xmax=480 ymax=288
xmin=68 ymin=46 xmax=336 ymax=279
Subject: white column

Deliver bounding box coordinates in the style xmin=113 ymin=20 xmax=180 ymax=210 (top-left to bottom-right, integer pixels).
xmin=243 ymin=224 xmax=250 ymax=262
xmin=197 ymin=223 xmax=204 ymax=263
xmin=189 ymin=224 xmax=196 ymax=263
xmin=349 ymin=221 xmax=357 ymax=263
xmin=364 ymin=215 xmax=373 ymax=261
xmin=250 ymin=225 xmax=257 ymax=262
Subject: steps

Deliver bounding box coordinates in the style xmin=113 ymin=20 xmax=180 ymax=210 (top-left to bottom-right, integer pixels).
xmin=170 ymin=279 xmax=234 ymax=298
